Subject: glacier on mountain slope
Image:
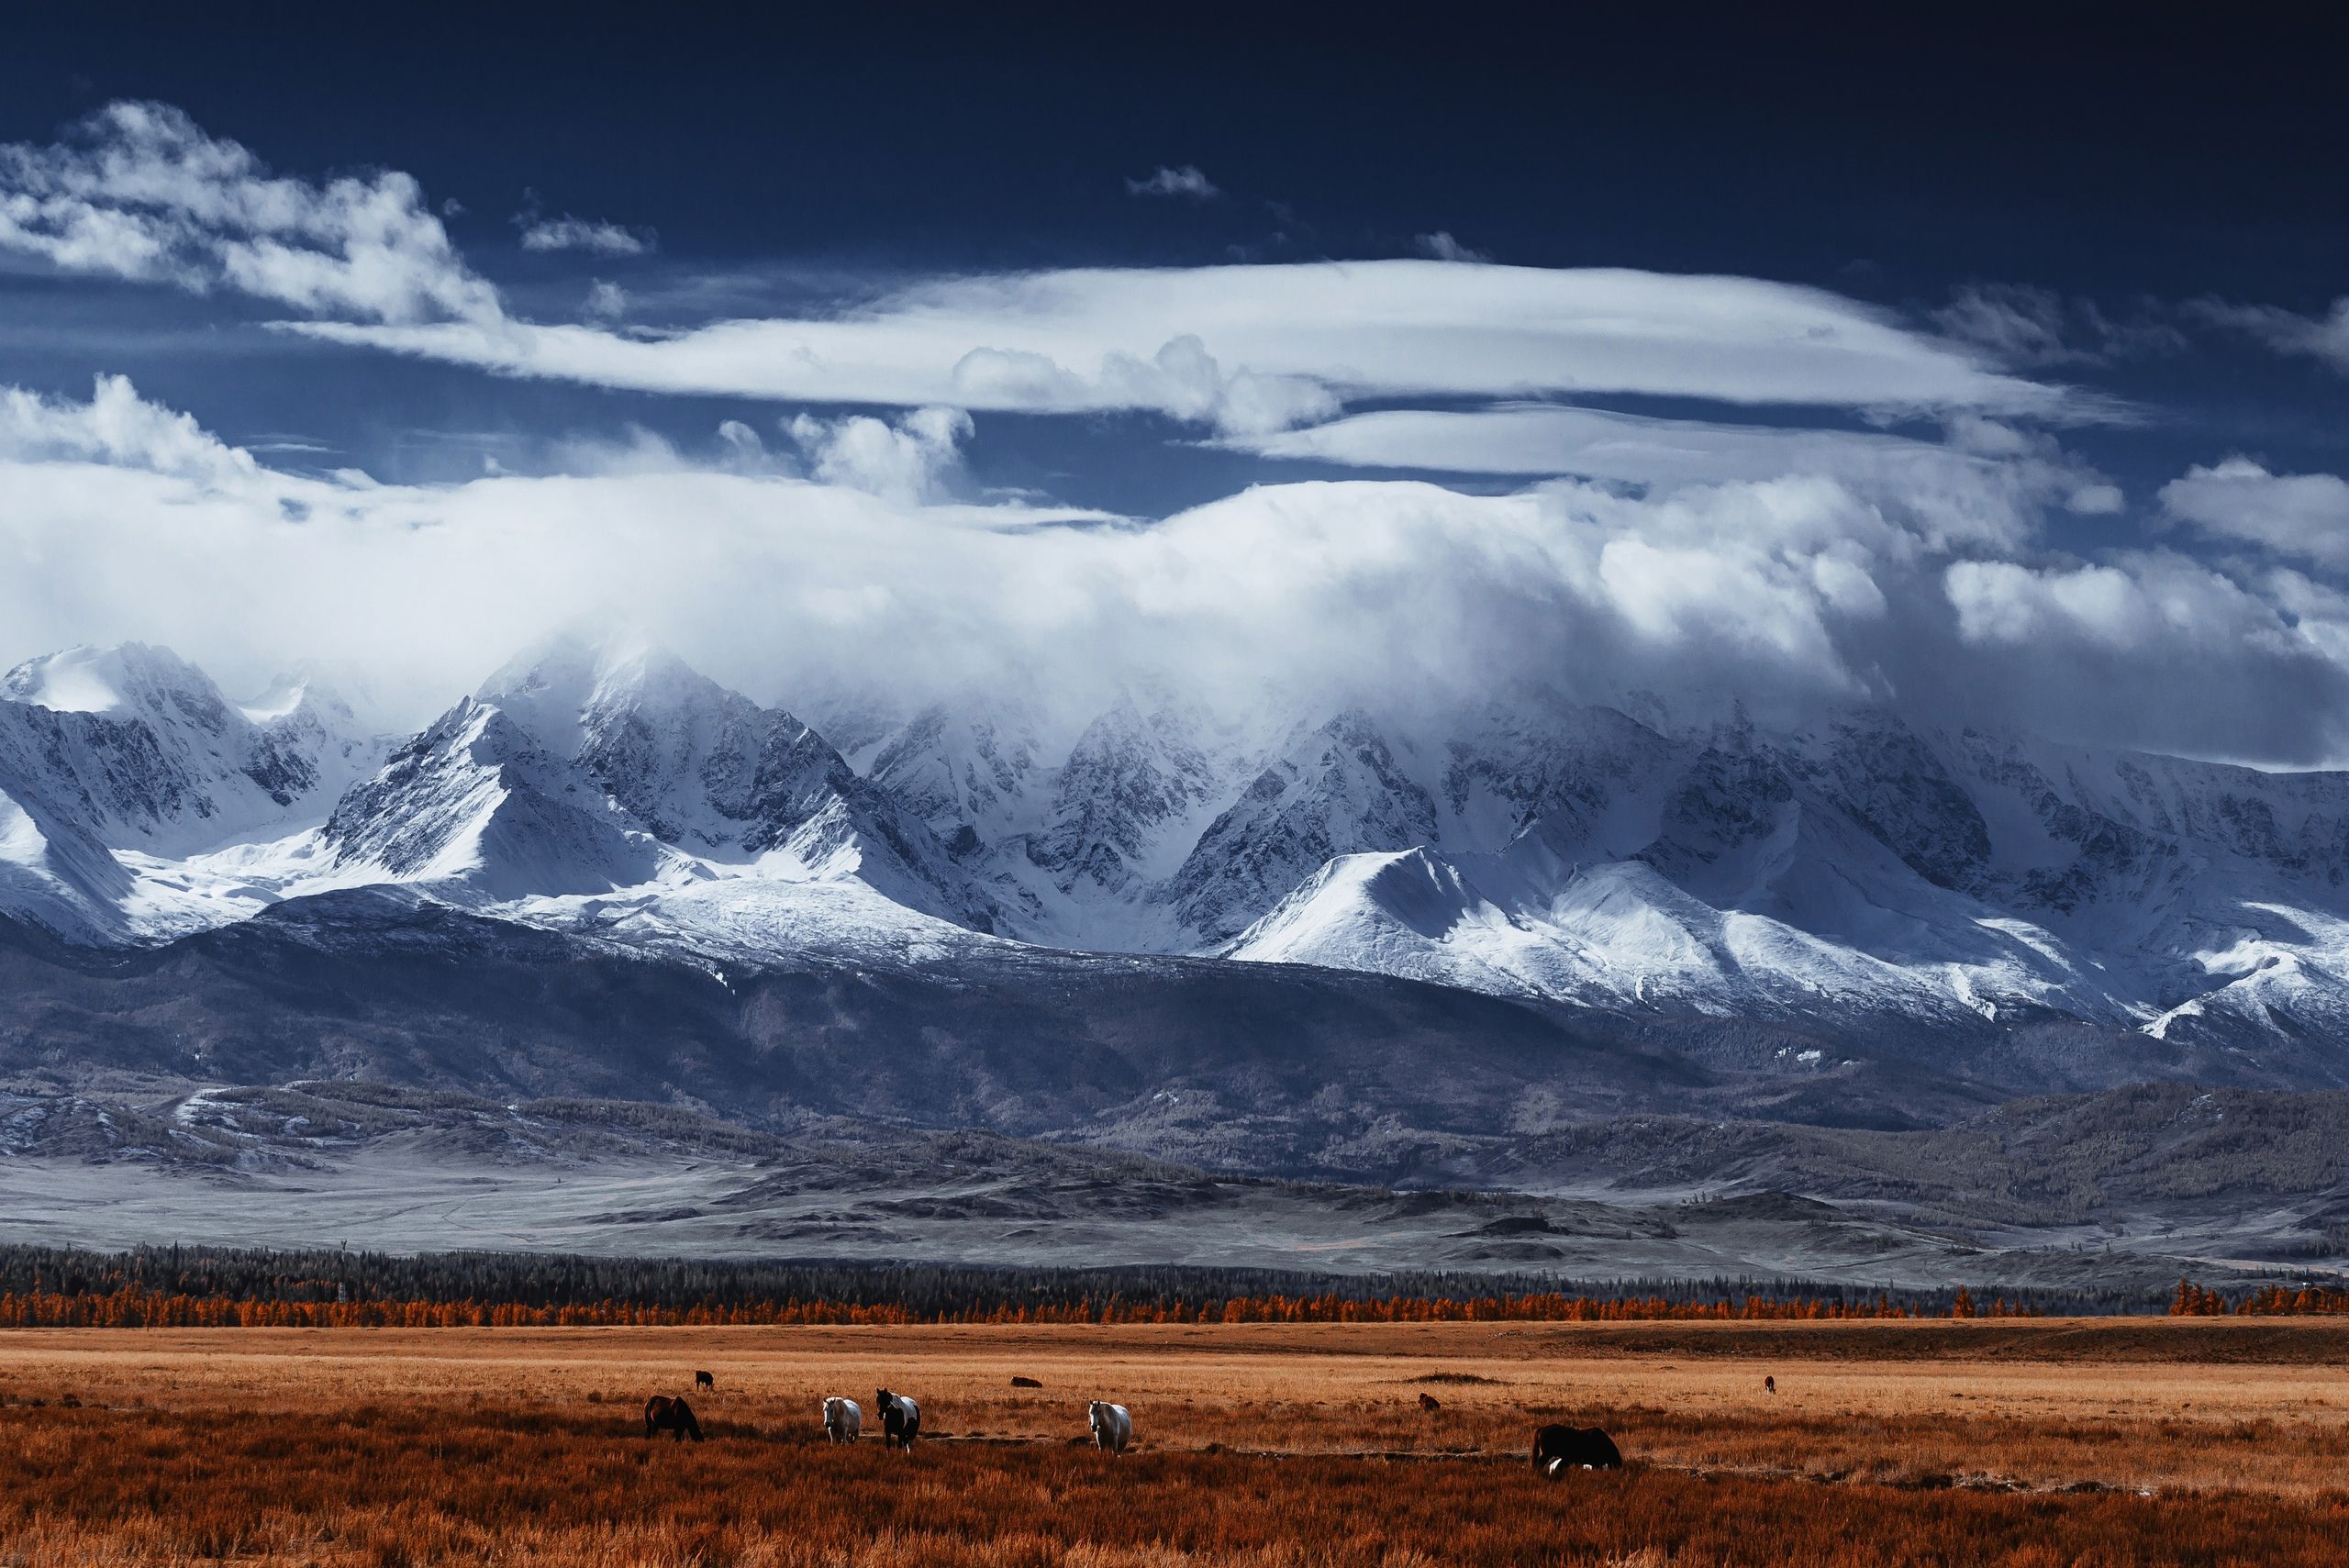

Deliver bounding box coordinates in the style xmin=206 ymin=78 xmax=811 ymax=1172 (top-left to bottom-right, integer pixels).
xmin=297 ymin=635 xmax=1009 ymax=961
xmin=12 ymin=637 xmax=2349 ymax=1057
xmin=0 ymin=643 xmax=385 ymax=940
xmin=863 ymin=684 xmax=1278 ymax=952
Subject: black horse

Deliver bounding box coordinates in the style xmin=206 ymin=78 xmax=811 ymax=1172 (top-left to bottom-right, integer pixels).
xmin=876 ymin=1387 xmax=921 ymax=1451
xmin=644 ymin=1394 xmax=706 ymax=1442
xmin=695 ymin=1370 xmax=716 ymax=1392
xmin=1532 ymin=1424 xmax=1621 ymax=1474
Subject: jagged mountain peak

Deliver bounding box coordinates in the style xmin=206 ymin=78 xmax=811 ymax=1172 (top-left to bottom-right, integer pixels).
xmin=317 ymin=638 xmax=1002 ymax=932
xmin=0 ymin=642 xmax=382 ymax=855
xmin=5 ymin=641 xmax=230 ymax=721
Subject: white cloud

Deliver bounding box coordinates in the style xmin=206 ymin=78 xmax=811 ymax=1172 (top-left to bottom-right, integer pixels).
xmin=2191 ymin=296 xmax=2349 ymax=373
xmin=1415 ymin=231 xmax=1489 ymax=264
xmin=1221 ymin=402 xmax=2102 ymax=550
xmin=1933 ymin=284 xmax=2184 ymax=368
xmin=584 ymin=279 xmax=628 ymax=321
xmin=2159 ymin=458 xmax=2349 ymax=570
xmin=1946 ymin=551 xmax=2299 ymax=661
xmin=0 ymin=101 xmax=496 ymax=323
xmin=517 ymin=215 xmax=653 ymax=255
xmin=6 ymin=376 xmax=2346 ymax=762
xmin=288 ymin=260 xmax=2086 ymax=435
xmin=1935 ymin=284 xmax=2077 ymax=366
xmin=1125 ymin=165 xmax=1219 ymax=200
xmin=785 ymin=406 xmax=974 ymax=505
xmin=1947 ymin=560 xmax=2148 ymax=650
xmin=0 ymin=373 xmax=261 ymax=484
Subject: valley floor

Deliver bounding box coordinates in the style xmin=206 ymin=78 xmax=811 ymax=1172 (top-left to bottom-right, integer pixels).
xmin=0 ymin=1140 xmax=2253 ymax=1292
xmin=3 ymin=1322 xmax=2346 ymax=1564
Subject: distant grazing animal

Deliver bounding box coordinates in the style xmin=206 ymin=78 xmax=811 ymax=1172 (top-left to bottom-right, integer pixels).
xmin=1419 ymin=1392 xmax=1442 ymax=1414
xmin=643 ymin=1395 xmax=705 ymax=1442
xmin=1089 ymin=1400 xmax=1132 ymax=1454
xmin=695 ymin=1370 xmax=715 ymax=1392
xmin=823 ymin=1396 xmax=863 ymax=1442
xmin=1532 ymin=1424 xmax=1621 ymax=1475
xmin=876 ymin=1388 xmax=921 ymax=1451
xmin=1765 ymin=1375 xmax=1776 ymax=1395
xmin=1011 ymin=1375 xmax=1043 ymax=1389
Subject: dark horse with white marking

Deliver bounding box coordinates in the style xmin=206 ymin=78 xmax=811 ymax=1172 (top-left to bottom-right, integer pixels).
xmin=644 ymin=1395 xmax=706 ymax=1441
xmin=1531 ymin=1423 xmax=1620 ymax=1475
xmin=876 ymin=1387 xmax=921 ymax=1451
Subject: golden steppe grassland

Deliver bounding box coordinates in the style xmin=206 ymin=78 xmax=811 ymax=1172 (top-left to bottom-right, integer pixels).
xmin=3 ymin=1318 xmax=2346 ymax=1566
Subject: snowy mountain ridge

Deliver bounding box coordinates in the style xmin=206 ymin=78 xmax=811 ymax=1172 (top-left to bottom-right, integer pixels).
xmin=9 ymin=637 xmax=2349 ymax=1062
xmin=0 ymin=643 xmax=386 ymax=941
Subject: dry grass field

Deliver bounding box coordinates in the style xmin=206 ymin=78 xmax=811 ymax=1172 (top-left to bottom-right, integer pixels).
xmin=4 ymin=1319 xmax=2348 ymax=1565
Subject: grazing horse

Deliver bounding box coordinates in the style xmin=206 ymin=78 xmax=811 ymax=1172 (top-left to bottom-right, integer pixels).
xmin=1088 ymin=1400 xmax=1132 ymax=1454
xmin=643 ymin=1395 xmax=705 ymax=1442
xmin=1532 ymin=1424 xmax=1621 ymax=1475
xmin=695 ymin=1370 xmax=715 ymax=1392
xmin=1765 ymin=1375 xmax=1776 ymax=1395
xmin=876 ymin=1388 xmax=921 ymax=1451
xmin=1010 ymin=1375 xmax=1043 ymax=1389
xmin=823 ymin=1396 xmax=863 ymax=1442
xmin=1418 ymin=1392 xmax=1442 ymax=1414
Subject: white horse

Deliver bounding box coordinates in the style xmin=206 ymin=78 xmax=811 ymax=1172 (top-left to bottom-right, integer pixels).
xmin=822 ymin=1396 xmax=862 ymax=1442
xmin=1088 ymin=1400 xmax=1132 ymax=1454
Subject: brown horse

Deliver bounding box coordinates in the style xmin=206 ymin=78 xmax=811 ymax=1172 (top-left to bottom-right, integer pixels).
xmin=1532 ymin=1423 xmax=1621 ymax=1474
xmin=644 ymin=1395 xmax=706 ymax=1441
xmin=1419 ymin=1392 xmax=1442 ymax=1413
xmin=695 ymin=1370 xmax=716 ymax=1392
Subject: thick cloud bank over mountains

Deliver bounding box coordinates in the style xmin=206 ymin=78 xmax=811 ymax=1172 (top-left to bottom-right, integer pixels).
xmin=7 ymin=374 xmax=2349 ymax=773
xmin=11 ymin=634 xmax=2349 ymax=1076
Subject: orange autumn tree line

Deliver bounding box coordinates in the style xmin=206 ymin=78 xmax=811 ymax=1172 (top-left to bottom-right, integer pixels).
xmin=2171 ymin=1279 xmax=2349 ymax=1317
xmin=0 ymin=1284 xmax=2043 ymax=1329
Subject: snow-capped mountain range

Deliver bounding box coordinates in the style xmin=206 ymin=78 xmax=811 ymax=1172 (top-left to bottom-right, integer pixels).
xmin=9 ymin=635 xmax=2349 ymax=1059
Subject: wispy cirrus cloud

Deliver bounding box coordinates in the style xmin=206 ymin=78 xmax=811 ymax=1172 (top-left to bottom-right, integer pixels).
xmin=1125 ymin=165 xmax=1219 ymax=200
xmin=1932 ymin=283 xmax=2185 ymax=368
xmin=2190 ymin=296 xmax=2349 ymax=374
xmin=512 ymin=196 xmax=655 ymax=255
xmin=1415 ymin=231 xmax=1489 ymax=264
